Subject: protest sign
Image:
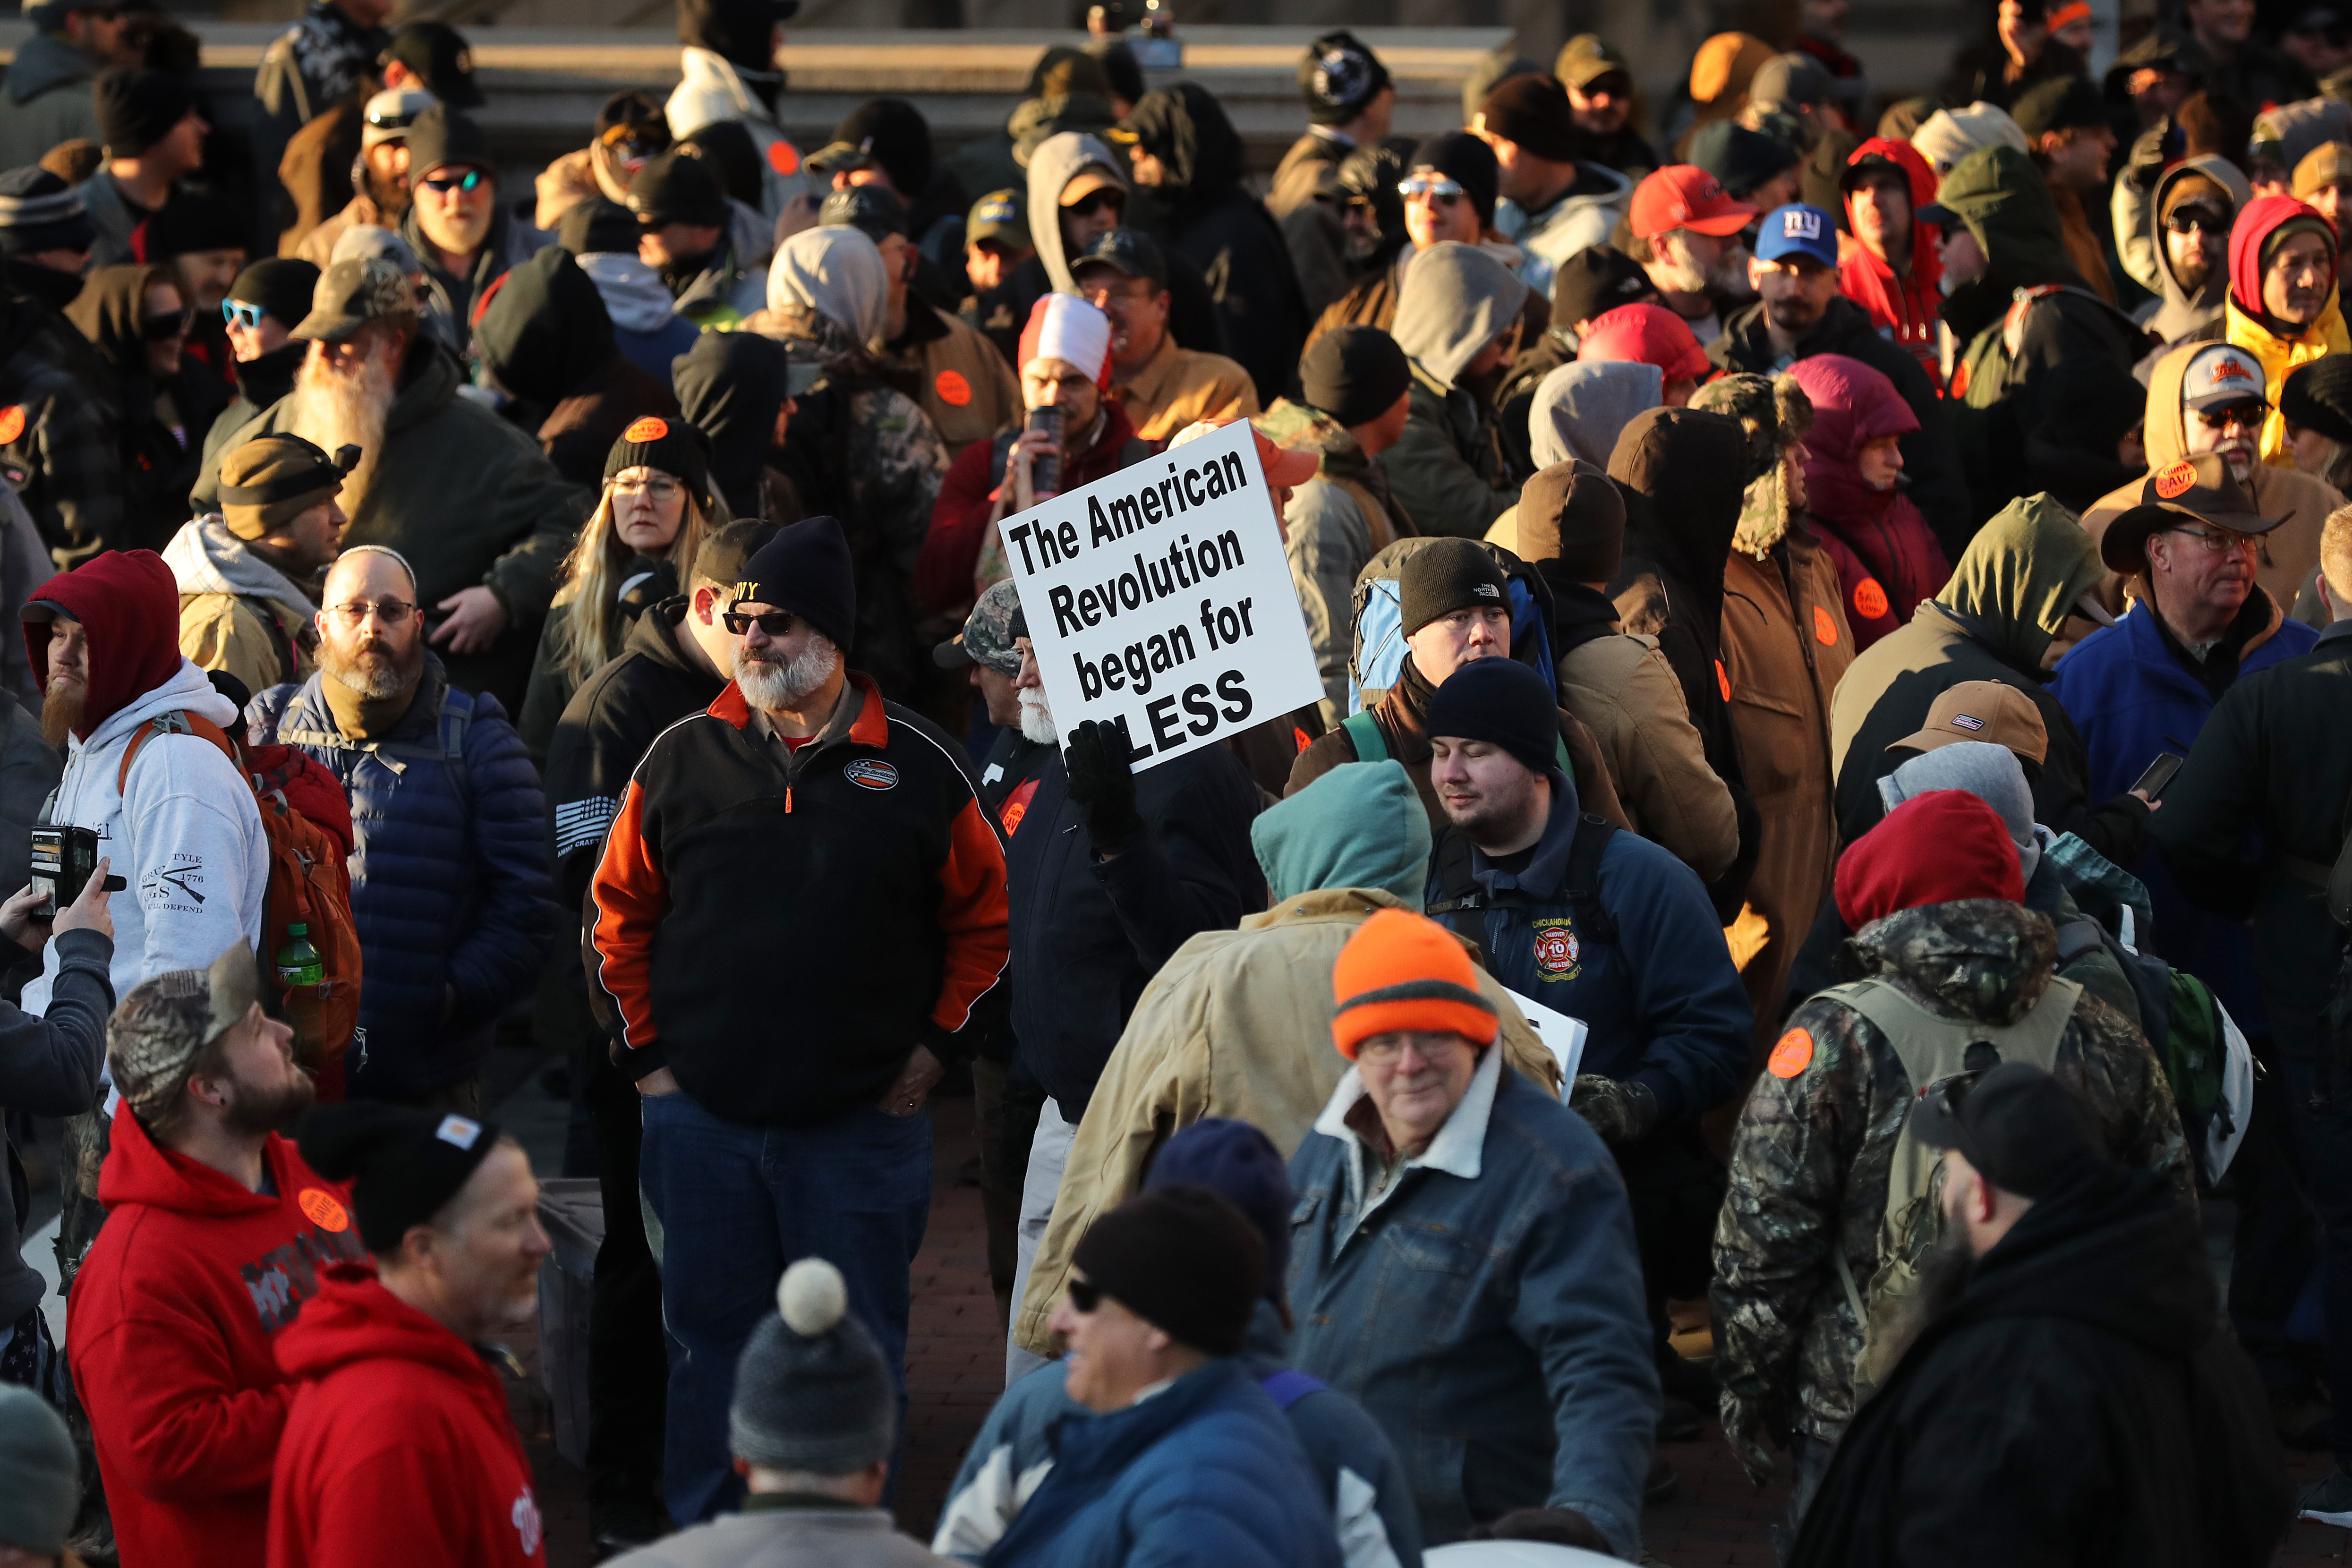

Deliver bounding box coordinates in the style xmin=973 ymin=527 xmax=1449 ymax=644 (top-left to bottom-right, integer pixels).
xmin=997 ymin=418 xmax=1322 ymax=770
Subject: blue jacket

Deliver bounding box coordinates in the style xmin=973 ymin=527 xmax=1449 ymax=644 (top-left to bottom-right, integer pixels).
xmin=975 ymin=1356 xmax=1340 ymax=1568
xmin=935 ymin=1302 xmax=1420 ymax=1568
xmin=1428 ymin=774 xmax=1753 ymax=1123
xmin=252 ymin=666 xmax=558 ymax=1097
xmin=1287 ymin=1051 xmax=1657 ymax=1555
xmin=2047 ymin=596 xmax=2315 ymax=1029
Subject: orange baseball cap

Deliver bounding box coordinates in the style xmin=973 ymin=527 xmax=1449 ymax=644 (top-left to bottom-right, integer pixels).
xmin=1629 ymin=163 xmax=1760 ymax=239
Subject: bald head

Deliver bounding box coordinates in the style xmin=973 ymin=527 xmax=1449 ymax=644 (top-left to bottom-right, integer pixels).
xmin=317 ymin=546 xmax=425 ymax=703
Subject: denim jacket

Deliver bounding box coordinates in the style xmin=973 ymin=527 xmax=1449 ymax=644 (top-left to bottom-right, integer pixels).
xmin=1286 ymin=1050 xmax=1657 ymax=1555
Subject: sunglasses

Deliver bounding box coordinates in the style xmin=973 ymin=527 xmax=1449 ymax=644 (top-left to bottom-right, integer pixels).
xmin=420 ymin=168 xmax=487 ymax=194
xmin=222 ymin=300 xmax=269 ymax=330
xmin=1065 ymin=189 xmax=1124 ymax=219
xmin=2164 ymin=207 xmax=2228 ymax=234
xmin=1398 ymin=175 xmax=1466 ymax=204
xmin=141 ymin=307 xmax=192 ymax=341
xmin=1066 ymin=1276 xmax=1103 ymax=1313
xmin=723 ymin=607 xmax=798 ymax=636
xmin=2195 ymin=402 xmax=2263 ymax=431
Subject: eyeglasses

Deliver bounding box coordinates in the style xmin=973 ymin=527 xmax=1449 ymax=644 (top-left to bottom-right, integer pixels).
xmin=2164 ymin=524 xmax=2260 ymax=554
xmin=141 ymin=307 xmax=192 ymax=342
xmin=2195 ymin=402 xmax=2263 ymax=432
xmin=1399 ymin=175 xmax=1466 ymax=204
xmin=2164 ymin=207 xmax=2228 ymax=234
xmin=1065 ymin=189 xmax=1124 ymax=219
xmin=1355 ymin=1033 xmax=1466 ymax=1065
xmin=419 ymin=168 xmax=487 ymax=195
xmin=723 ymin=607 xmax=798 ymax=636
xmin=327 ymin=598 xmax=418 ymax=625
xmin=1066 ymin=1276 xmax=1103 ymax=1313
xmin=610 ymin=475 xmax=682 ymax=501
xmin=222 ymin=300 xmax=269 ymax=330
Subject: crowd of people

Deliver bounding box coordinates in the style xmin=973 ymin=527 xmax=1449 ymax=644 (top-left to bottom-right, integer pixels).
xmin=6 ymin=0 xmax=2352 ymax=1561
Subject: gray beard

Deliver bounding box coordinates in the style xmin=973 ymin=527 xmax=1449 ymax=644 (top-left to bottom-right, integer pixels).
xmin=736 ymin=639 xmax=839 ymax=712
xmin=1016 ymin=689 xmax=1057 ymax=747
xmin=323 ymin=637 xmax=420 ymax=701
xmin=287 ymin=343 xmax=394 ymax=511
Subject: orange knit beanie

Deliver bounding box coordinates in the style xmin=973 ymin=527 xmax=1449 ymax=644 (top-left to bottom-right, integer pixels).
xmin=1330 ymin=908 xmax=1500 ymax=1059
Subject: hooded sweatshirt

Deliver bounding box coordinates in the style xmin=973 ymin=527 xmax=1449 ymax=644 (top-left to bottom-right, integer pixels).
xmin=573 ymin=251 xmax=700 ymax=389
xmin=66 ymin=263 xmax=228 ymax=549
xmin=269 ymin=1262 xmax=548 ymax=1568
xmin=1837 ymin=137 xmax=1946 ymax=385
xmin=1877 ymin=741 xmax=2043 ymax=882
xmin=162 ymin=514 xmax=323 ymax=695
xmin=1384 ymin=241 xmax=1531 ymax=540
xmin=767 ymin=224 xmax=889 ymax=344
xmin=1254 ymin=756 xmax=1431 ymax=904
xmin=2142 ymin=155 xmax=2253 ymax=349
xmin=68 ymin=1112 xmax=363 ymax=1568
xmin=663 ymin=28 xmax=814 ymax=224
xmin=673 ymin=328 xmax=794 ymax=519
xmin=18 ymin=552 xmax=266 ymax=1018
xmin=1028 ymin=131 xmax=1126 ymax=297
xmin=1789 ymin=353 xmax=1948 ymax=651
xmin=2079 ymin=340 xmax=2344 ymax=614
xmin=473 ymin=246 xmax=678 ymax=489
xmin=1531 ymin=361 xmax=1663 ymax=469
xmin=2223 ymin=193 xmax=2352 ymax=468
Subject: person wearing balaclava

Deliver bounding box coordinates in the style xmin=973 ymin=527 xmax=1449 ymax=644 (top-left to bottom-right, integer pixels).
xmin=1113 ymin=83 xmax=1311 ymax=407
xmin=752 ymin=226 xmax=948 ymax=701
xmin=471 ymin=245 xmax=679 ymax=488
xmin=1383 ymin=241 xmax=1529 ymax=541
xmin=665 ymin=0 xmax=815 ymax=225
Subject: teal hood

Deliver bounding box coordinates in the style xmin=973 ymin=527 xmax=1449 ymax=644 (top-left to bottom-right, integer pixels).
xmin=1252 ymin=759 xmax=1432 ymax=904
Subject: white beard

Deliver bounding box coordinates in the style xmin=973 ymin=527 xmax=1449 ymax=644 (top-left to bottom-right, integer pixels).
xmin=1016 ymin=687 xmax=1057 ymax=747
xmin=286 ymin=343 xmax=395 ymax=511
xmin=736 ymin=639 xmax=839 ymax=711
xmin=1651 ymin=233 xmax=1711 ymax=295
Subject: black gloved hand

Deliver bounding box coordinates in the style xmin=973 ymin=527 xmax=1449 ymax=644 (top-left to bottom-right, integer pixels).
xmin=1568 ymin=1074 xmax=1661 ymax=1146
xmin=1062 ymin=719 xmax=1143 ymax=857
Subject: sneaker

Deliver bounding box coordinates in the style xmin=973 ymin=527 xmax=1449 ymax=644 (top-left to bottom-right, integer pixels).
xmin=2295 ymin=1466 xmax=2352 ymax=1526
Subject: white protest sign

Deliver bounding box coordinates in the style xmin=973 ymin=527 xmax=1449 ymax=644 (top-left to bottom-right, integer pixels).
xmin=1503 ymin=986 xmax=1589 ymax=1095
xmin=997 ymin=418 xmax=1322 ymax=770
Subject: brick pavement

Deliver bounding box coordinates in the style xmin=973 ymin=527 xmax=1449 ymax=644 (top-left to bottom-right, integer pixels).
xmin=522 ymin=1087 xmax=2352 ymax=1565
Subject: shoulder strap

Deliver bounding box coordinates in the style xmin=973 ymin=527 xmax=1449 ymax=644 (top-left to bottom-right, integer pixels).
xmin=1331 ymin=475 xmax=1396 ymax=554
xmin=116 ymin=711 xmax=237 ymax=796
xmin=1563 ymin=812 xmax=1618 ymax=945
xmin=1258 ymin=1368 xmax=1326 ymax=1411
xmin=1340 ymin=708 xmax=1388 ymax=764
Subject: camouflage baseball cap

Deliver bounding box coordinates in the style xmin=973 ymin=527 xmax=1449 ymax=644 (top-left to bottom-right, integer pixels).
xmin=932 ymin=578 xmax=1025 ymax=675
xmin=291 ymin=256 xmax=413 ymax=342
xmin=107 ymin=941 xmax=263 ymax=1128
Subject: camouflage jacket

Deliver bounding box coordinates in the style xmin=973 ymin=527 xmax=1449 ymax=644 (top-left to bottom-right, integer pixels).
xmin=1712 ymin=897 xmax=2193 ymax=1447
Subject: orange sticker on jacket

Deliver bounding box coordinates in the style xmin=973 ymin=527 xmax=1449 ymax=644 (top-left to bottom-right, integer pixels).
xmin=767 ymin=140 xmax=800 ymax=176
xmin=1813 ymin=605 xmax=1839 ymax=646
xmin=1768 ymin=1028 xmax=1815 ymax=1078
xmin=935 ymin=369 xmax=972 ymax=407
xmin=0 ymin=406 xmax=22 ymax=444
xmin=1852 ymin=576 xmax=1890 ymax=620
xmin=622 ymin=416 xmax=669 ymax=443
xmin=1715 ymin=659 xmax=1731 ymax=701
xmin=2154 ymin=458 xmax=2198 ymax=499
xmin=298 ymin=1188 xmax=350 ymax=1232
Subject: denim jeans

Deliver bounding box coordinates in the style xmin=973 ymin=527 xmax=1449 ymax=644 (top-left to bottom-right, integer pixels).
xmin=638 ymin=1088 xmax=932 ymax=1524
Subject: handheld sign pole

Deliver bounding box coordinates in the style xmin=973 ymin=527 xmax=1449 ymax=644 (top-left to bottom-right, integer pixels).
xmin=997 ymin=419 xmax=1323 ymax=771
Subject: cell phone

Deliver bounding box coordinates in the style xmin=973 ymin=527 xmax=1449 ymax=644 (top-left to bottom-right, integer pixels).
xmin=2131 ymin=751 xmax=2187 ymax=799
xmin=30 ymin=825 xmax=124 ymax=912
xmin=1025 ymin=405 xmax=1062 ymax=498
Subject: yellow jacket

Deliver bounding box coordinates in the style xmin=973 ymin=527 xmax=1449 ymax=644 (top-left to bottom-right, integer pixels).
xmin=2225 ymin=294 xmax=2351 ymax=466
xmin=1011 ymin=886 xmax=1562 ymax=1356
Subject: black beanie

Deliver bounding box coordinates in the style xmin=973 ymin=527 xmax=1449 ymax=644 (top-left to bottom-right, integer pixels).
xmin=818 ymin=98 xmax=932 ymax=200
xmin=1423 ymin=654 xmax=1560 ymax=776
xmin=628 ymin=149 xmax=730 ymax=230
xmin=1408 ymin=131 xmax=1499 ymax=229
xmin=1476 ymin=73 xmax=1579 ymax=162
xmin=1069 ymin=1185 xmax=1265 ymax=1355
xmin=0 ymin=167 xmax=95 ymax=255
xmin=1299 ymin=30 xmax=1392 ymax=125
xmin=735 ymin=516 xmax=856 ymax=652
xmin=605 ymin=414 xmax=714 ymax=511
xmin=1301 ymin=324 xmax=1412 ymax=431
xmin=1400 ymin=537 xmax=1511 ymax=636
xmin=404 ymin=103 xmax=493 ymax=186
xmin=1518 ymin=459 xmax=1626 ymax=582
xmin=2282 ymin=355 xmax=2352 ymax=448
xmin=94 ymin=68 xmax=196 ymax=159
xmin=297 ymin=1102 xmax=503 ymax=1255
xmin=558 ymin=198 xmax=641 ymax=257
xmin=229 ymin=258 xmax=321 ymax=333
xmin=676 ymin=122 xmax=765 ymax=209
xmin=1550 ymin=243 xmax=1658 ymax=329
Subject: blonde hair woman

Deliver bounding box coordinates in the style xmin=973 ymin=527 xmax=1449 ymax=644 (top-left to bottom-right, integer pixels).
xmin=518 ymin=416 xmax=723 ymax=756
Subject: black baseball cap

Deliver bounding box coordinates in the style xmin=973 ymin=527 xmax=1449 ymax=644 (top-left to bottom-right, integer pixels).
xmin=1068 ymin=226 xmax=1168 ymax=288
xmin=381 ymin=21 xmax=483 ymax=109
xmin=818 ymin=182 xmax=908 ymax=241
xmin=1911 ymin=1061 xmax=2106 ymax=1199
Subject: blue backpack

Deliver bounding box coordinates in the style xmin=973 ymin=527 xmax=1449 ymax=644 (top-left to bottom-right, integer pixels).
xmin=1345 ymin=536 xmax=1557 ymax=716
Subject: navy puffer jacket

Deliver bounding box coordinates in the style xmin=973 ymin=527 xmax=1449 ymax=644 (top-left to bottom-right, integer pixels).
xmin=251 ymin=663 xmax=559 ymax=1098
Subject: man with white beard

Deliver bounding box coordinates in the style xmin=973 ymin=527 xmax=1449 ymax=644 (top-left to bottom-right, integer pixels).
xmin=191 ymin=253 xmax=587 ymax=714
xmin=590 ymin=515 xmax=1011 ymax=1527
xmin=995 ymin=620 xmax=1266 ymax=1386
xmin=1626 ymin=164 xmax=1759 ymax=349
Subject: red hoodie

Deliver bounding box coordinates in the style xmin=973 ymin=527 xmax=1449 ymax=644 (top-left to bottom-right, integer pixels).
xmin=1838 ymin=138 xmax=1946 ymax=391
xmin=66 ymin=1110 xmax=366 ymax=1568
xmin=1789 ymin=353 xmax=1950 ymax=651
xmin=268 ymin=1263 xmax=548 ymax=1568
xmin=24 ymin=548 xmax=183 ymax=739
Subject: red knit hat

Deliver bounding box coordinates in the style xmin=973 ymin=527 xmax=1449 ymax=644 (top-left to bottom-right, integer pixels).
xmin=1330 ymin=907 xmax=1500 ymax=1059
xmin=1576 ymin=303 xmax=1711 ymax=385
xmin=1834 ymin=789 xmax=2025 ymax=930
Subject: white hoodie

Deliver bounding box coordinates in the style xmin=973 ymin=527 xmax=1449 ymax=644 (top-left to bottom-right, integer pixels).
xmin=21 ymin=659 xmax=267 ymax=1016
xmin=665 ymin=46 xmax=814 ymax=224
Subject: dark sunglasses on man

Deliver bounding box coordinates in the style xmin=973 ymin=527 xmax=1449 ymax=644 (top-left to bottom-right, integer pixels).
xmin=1065 ymin=189 xmax=1123 ymax=220
xmin=723 ymin=607 xmax=799 ymax=636
xmin=141 ymin=307 xmax=193 ymax=342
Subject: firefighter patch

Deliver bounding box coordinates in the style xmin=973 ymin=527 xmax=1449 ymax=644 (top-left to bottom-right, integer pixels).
xmin=1531 ymin=917 xmax=1581 ymax=980
xmin=844 ymin=758 xmax=899 ymax=790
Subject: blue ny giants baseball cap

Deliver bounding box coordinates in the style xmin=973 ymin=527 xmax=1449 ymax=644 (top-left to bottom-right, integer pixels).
xmin=1755 ymin=203 xmax=1839 ymax=268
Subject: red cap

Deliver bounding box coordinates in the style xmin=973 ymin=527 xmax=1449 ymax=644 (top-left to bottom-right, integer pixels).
xmin=1576 ymin=303 xmax=1712 ymax=384
xmin=1629 ymin=163 xmax=1759 ymax=239
xmin=1834 ymin=789 xmax=2025 ymax=930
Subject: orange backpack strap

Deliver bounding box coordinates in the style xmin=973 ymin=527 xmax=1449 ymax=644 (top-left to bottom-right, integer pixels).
xmin=116 ymin=711 xmax=239 ymax=796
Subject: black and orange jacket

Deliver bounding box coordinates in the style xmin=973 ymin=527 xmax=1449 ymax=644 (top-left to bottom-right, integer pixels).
xmin=590 ymin=672 xmax=1009 ymax=1124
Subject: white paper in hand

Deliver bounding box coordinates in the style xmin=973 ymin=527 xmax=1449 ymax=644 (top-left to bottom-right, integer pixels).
xmin=1503 ymin=987 xmax=1588 ymax=1095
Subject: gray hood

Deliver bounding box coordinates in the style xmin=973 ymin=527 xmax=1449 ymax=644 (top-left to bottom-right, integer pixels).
xmin=576 ymin=252 xmax=681 ymax=336
xmin=2146 ymin=154 xmax=2253 ymax=345
xmin=6 ymin=32 xmax=90 ymax=106
xmin=1878 ymin=740 xmax=2042 ymax=883
xmin=1391 ymin=241 xmax=1531 ymax=391
xmin=160 ymin=517 xmax=322 ymax=618
xmin=1027 ymin=131 xmax=1125 ymax=297
xmin=1532 ymin=361 xmax=1664 ymax=468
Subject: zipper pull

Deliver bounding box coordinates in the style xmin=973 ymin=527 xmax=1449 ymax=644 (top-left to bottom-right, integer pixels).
xmin=785 ymin=785 xmax=793 ymax=814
